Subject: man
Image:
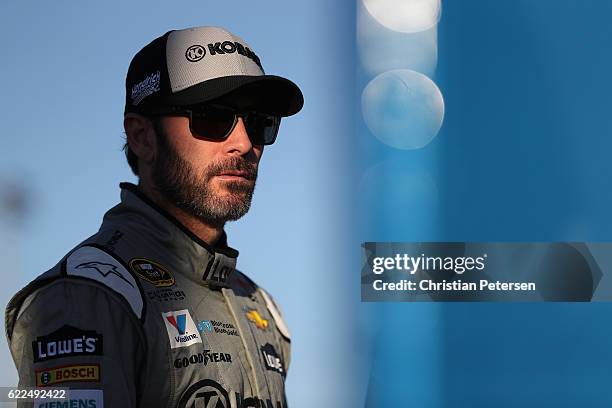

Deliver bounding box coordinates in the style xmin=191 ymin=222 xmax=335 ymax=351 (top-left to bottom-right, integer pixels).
xmin=5 ymin=26 xmax=303 ymax=407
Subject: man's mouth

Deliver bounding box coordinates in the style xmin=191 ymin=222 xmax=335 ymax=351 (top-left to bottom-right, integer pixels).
xmin=215 ymin=170 xmax=253 ymax=181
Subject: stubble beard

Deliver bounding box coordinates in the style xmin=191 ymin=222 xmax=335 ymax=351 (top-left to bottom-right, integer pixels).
xmin=151 ymin=128 xmax=258 ymax=227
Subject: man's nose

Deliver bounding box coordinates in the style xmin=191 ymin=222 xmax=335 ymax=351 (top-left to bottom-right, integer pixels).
xmin=223 ymin=117 xmax=253 ymax=155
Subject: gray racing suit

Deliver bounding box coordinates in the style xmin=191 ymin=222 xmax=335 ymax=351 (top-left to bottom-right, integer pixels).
xmin=5 ymin=183 xmax=291 ymax=408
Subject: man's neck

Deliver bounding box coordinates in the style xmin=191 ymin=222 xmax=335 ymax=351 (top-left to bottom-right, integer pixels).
xmin=137 ymin=182 xmax=225 ymax=245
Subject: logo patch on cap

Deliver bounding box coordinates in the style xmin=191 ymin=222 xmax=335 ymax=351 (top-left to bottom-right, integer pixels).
xmin=131 ymin=70 xmax=161 ymax=106
xmin=185 ymin=45 xmax=206 ymax=62
xmin=207 ymin=41 xmax=262 ymax=68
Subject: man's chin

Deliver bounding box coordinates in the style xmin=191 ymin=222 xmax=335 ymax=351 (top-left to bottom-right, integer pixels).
xmin=205 ymin=191 xmax=253 ymax=216
xmin=211 ymin=181 xmax=255 ymax=197
xmin=198 ymin=200 xmax=252 ymax=224
xmin=221 ymin=197 xmax=253 ymax=214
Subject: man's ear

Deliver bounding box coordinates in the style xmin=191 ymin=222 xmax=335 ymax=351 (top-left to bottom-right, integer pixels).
xmin=124 ymin=113 xmax=157 ymax=165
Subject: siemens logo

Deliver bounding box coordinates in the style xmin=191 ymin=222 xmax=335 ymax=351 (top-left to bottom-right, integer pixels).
xmin=34 ymin=390 xmax=103 ymax=408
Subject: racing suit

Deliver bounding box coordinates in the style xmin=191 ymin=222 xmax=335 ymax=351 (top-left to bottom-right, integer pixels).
xmin=5 ymin=183 xmax=291 ymax=408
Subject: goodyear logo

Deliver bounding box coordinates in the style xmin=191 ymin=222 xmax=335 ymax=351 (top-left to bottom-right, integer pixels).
xmin=35 ymin=364 xmax=100 ymax=387
xmin=130 ymin=258 xmax=175 ymax=287
xmin=246 ymin=310 xmax=269 ymax=331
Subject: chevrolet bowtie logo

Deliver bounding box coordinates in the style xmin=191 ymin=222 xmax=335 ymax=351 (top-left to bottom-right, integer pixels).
xmin=246 ymin=310 xmax=269 ymax=330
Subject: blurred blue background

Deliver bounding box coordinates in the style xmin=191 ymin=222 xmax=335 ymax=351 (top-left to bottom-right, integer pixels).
xmin=360 ymin=0 xmax=612 ymax=407
xmin=0 ymin=1 xmax=357 ymax=407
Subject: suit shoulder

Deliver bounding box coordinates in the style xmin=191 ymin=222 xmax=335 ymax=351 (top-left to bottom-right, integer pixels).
xmin=229 ymin=269 xmax=259 ymax=293
xmin=229 ymin=270 xmax=291 ymax=342
xmin=6 ymin=244 xmax=145 ymax=342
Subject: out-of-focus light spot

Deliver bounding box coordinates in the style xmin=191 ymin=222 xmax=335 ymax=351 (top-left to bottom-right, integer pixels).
xmin=362 ymin=0 xmax=441 ymax=33
xmin=357 ymin=0 xmax=437 ymax=77
xmin=361 ymin=69 xmax=444 ymax=150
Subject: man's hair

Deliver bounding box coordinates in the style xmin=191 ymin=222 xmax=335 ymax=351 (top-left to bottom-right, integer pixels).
xmin=123 ymin=117 xmax=164 ymax=177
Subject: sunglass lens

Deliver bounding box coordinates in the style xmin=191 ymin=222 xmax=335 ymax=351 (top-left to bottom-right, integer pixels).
xmin=245 ymin=114 xmax=281 ymax=145
xmin=190 ymin=108 xmax=237 ymax=140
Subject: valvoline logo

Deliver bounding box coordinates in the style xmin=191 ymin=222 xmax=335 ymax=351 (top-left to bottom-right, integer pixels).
xmin=166 ymin=314 xmax=187 ymax=335
xmin=162 ymin=310 xmax=202 ymax=349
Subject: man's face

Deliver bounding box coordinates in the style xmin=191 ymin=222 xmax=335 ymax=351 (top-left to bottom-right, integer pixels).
xmin=151 ymin=115 xmax=264 ymax=226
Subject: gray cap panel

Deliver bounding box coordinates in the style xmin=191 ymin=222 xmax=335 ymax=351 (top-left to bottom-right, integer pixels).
xmin=166 ymin=27 xmax=264 ymax=93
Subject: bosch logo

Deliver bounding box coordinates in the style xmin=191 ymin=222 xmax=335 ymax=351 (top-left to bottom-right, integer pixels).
xmin=186 ymin=45 xmax=206 ymax=62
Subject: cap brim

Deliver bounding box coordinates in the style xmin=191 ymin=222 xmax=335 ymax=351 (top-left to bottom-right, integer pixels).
xmin=166 ymin=75 xmax=304 ymax=117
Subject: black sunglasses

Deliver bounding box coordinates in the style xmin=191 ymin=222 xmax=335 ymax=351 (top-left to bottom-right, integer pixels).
xmin=150 ymin=104 xmax=281 ymax=145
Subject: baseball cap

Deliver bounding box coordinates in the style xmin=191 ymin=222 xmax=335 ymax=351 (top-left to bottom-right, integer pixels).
xmin=125 ymin=26 xmax=304 ymax=117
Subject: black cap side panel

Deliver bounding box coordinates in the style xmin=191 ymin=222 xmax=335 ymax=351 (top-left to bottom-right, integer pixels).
xmin=125 ymin=31 xmax=173 ymax=114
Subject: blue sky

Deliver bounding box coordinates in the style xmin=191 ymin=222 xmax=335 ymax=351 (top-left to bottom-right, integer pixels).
xmin=0 ymin=1 xmax=358 ymax=406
